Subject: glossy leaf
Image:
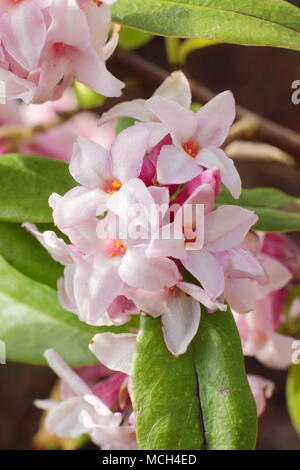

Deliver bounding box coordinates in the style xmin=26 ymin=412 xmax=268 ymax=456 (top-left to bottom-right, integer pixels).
xmin=132 ymin=310 xmax=257 ymax=450
xmin=0 ymin=222 xmax=63 ymax=289
xmin=0 ymin=154 xmax=75 ymax=223
xmin=216 ymin=187 xmax=300 ymax=232
xmin=287 ymin=364 xmax=300 ymax=436
xmin=119 ymin=27 xmax=153 ymax=50
xmin=112 ymin=0 xmax=300 ymax=51
xmin=0 ymin=255 xmax=135 ymax=366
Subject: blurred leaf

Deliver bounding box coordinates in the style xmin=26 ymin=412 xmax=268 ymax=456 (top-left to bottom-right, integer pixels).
xmin=112 ymin=0 xmax=300 ymax=51
xmin=0 ymin=255 xmax=136 ymax=366
xmin=0 ymin=222 xmax=63 ymax=289
xmin=132 ymin=310 xmax=257 ymax=450
xmin=0 ymin=154 xmax=75 ymax=223
xmin=73 ymin=81 xmax=105 ymax=109
xmin=287 ymin=364 xmax=300 ymax=436
xmin=119 ymin=26 xmax=153 ymax=50
xmin=115 ymin=116 xmax=136 ymax=135
xmin=216 ymin=187 xmax=300 ymax=232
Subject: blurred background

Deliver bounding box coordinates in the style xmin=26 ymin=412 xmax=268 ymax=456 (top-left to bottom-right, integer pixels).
xmin=0 ymin=0 xmax=300 ymax=450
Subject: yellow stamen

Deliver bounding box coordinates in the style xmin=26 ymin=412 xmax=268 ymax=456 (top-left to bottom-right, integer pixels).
xmin=106 ymin=180 xmax=122 ymax=194
xmin=183 ymin=141 xmax=199 ymax=158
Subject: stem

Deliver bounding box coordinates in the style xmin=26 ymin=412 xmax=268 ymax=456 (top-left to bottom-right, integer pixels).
xmin=164 ymin=37 xmax=180 ymax=65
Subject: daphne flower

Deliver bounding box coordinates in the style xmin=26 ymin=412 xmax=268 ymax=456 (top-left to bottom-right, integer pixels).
xmin=232 ymin=231 xmax=294 ymax=369
xmin=33 ymin=0 xmax=124 ymax=103
xmin=50 ymin=127 xmax=150 ymax=229
xmin=146 ymin=183 xmax=261 ymax=299
xmin=99 ymin=70 xmax=192 ymax=146
xmin=144 ymin=91 xmax=241 ymax=198
xmin=24 ymin=209 xmax=180 ymax=325
xmin=35 ymin=349 xmax=136 ymax=450
xmin=0 ymin=0 xmax=124 ymax=104
xmin=123 ymin=282 xmax=226 ymax=356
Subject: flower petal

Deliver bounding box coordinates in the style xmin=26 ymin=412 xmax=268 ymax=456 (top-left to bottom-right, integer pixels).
xmin=196 ymin=90 xmax=235 ymax=147
xmin=205 ymin=206 xmax=258 ymax=252
xmin=178 ymin=282 xmax=226 ymax=311
xmin=247 ymin=375 xmax=274 ymax=417
xmin=99 ymin=99 xmax=154 ymax=125
xmin=111 ymin=125 xmax=149 ymax=183
xmin=161 ymin=291 xmax=201 ymax=356
xmin=255 ymin=332 xmax=295 ymax=369
xmin=182 ymin=248 xmax=225 ymax=298
xmin=146 ymin=95 xmax=197 ymax=146
xmin=119 ymin=245 xmax=180 ymax=291
xmin=45 ymin=396 xmax=89 ymax=438
xmin=157 ymin=145 xmax=202 ymax=185
xmin=89 ymin=332 xmax=137 ymax=375
xmin=44 ymin=349 xmax=90 ymax=395
xmin=51 ymin=186 xmax=108 ymax=229
xmin=197 ymin=147 xmax=241 ymax=199
xmin=69 ymin=136 xmax=111 ymax=187
xmin=154 ymin=71 xmax=192 ymax=109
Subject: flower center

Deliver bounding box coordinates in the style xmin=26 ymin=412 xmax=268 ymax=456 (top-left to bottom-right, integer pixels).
xmin=182 ymin=141 xmax=199 ymax=158
xmin=105 ymin=239 xmax=126 ymax=258
xmin=105 ymin=180 xmax=122 ymax=195
xmin=53 ymin=43 xmax=73 ymax=55
xmin=183 ymin=227 xmax=197 ymax=243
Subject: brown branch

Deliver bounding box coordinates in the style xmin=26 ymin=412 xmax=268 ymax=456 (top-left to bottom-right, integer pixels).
xmin=118 ymin=51 xmax=300 ymax=162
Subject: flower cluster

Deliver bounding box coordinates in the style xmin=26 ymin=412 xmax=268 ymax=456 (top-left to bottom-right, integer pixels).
xmin=0 ymin=0 xmax=123 ymax=104
xmin=26 ymin=71 xmax=266 ymax=356
xmin=28 ymin=72 xmax=300 ymax=448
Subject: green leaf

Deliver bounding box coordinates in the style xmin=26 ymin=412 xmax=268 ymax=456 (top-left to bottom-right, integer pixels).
xmin=119 ymin=26 xmax=153 ymax=50
xmin=0 ymin=255 xmax=135 ymax=366
xmin=132 ymin=310 xmax=257 ymax=450
xmin=216 ymin=187 xmax=300 ymax=232
xmin=287 ymin=364 xmax=300 ymax=436
xmin=112 ymin=0 xmax=300 ymax=51
xmin=0 ymin=154 xmax=75 ymax=223
xmin=115 ymin=116 xmax=136 ymax=135
xmin=0 ymin=222 xmax=63 ymax=289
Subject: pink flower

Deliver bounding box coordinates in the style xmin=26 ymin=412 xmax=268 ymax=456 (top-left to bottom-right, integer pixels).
xmin=0 ymin=0 xmax=124 ymax=104
xmin=247 ymin=375 xmax=274 ymax=417
xmin=233 ymin=231 xmax=294 ymax=369
xmin=261 ymin=232 xmax=300 ymax=278
xmin=50 ymin=127 xmax=150 ymax=228
xmin=24 ymin=209 xmax=180 ymax=325
xmin=99 ymin=71 xmax=240 ymax=198
xmin=146 ymin=183 xmax=260 ymax=299
xmin=35 ymin=348 xmax=136 ymax=450
xmin=123 ymin=282 xmax=226 ymax=356
xmin=33 ymin=0 xmax=123 ymax=103
xmin=144 ymin=91 xmax=241 ymax=198
xmin=99 ymin=70 xmax=192 ymax=147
